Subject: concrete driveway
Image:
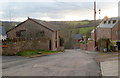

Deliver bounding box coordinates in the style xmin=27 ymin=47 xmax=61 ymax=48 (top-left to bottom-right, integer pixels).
xmin=2 ymin=49 xmax=100 ymax=76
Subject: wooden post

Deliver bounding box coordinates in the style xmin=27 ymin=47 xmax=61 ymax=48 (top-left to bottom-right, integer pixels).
xmin=94 ymin=1 xmax=97 ymax=49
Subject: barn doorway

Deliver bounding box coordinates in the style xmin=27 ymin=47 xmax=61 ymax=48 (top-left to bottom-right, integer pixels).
xmin=49 ymin=40 xmax=52 ymax=50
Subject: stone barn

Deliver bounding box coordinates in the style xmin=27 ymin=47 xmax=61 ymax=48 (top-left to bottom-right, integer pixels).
xmin=7 ymin=17 xmax=60 ymax=51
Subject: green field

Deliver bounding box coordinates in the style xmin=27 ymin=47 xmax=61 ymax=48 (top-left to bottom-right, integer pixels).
xmin=65 ymin=21 xmax=89 ymax=25
xmin=79 ymin=27 xmax=94 ymax=35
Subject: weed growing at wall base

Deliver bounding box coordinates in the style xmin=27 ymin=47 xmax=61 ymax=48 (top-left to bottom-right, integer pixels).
xmin=16 ymin=50 xmax=59 ymax=56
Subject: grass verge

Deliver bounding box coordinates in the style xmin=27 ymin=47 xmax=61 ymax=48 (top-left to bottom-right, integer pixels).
xmin=16 ymin=50 xmax=59 ymax=56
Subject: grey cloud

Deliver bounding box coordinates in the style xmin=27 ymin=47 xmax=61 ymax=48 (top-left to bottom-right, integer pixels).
xmin=0 ymin=1 xmax=118 ymax=21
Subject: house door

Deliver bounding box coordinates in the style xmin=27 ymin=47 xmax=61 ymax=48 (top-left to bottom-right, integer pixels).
xmin=49 ymin=40 xmax=52 ymax=50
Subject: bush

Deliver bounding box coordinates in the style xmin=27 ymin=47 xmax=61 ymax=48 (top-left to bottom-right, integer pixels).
xmin=80 ymin=41 xmax=86 ymax=44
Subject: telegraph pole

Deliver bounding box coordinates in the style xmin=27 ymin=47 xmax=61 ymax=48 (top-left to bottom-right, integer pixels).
xmin=94 ymin=1 xmax=97 ymax=49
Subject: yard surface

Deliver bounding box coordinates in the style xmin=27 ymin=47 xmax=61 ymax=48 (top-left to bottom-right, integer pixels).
xmin=95 ymin=52 xmax=119 ymax=76
xmin=95 ymin=52 xmax=119 ymax=62
xmin=2 ymin=49 xmax=100 ymax=76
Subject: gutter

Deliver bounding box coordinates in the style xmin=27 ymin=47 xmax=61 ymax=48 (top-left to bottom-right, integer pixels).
xmin=111 ymin=28 xmax=112 ymax=40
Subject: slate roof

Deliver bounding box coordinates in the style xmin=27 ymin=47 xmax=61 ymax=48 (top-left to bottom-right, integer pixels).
xmin=29 ymin=18 xmax=59 ymax=31
xmin=72 ymin=34 xmax=82 ymax=39
xmin=91 ymin=17 xmax=119 ymax=33
xmin=7 ymin=18 xmax=59 ymax=33
xmin=97 ymin=17 xmax=120 ymax=28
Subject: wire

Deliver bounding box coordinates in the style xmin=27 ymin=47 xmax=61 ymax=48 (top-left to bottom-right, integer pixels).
xmin=53 ymin=0 xmax=93 ymax=10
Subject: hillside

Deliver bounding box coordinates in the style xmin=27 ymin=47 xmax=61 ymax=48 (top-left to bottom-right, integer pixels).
xmin=2 ymin=21 xmax=20 ymax=32
xmin=1 ymin=20 xmax=97 ymax=31
xmin=49 ymin=20 xmax=95 ymax=28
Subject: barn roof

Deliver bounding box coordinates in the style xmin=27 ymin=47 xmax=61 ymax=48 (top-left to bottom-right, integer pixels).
xmin=7 ymin=17 xmax=59 ymax=33
xmin=29 ymin=18 xmax=59 ymax=31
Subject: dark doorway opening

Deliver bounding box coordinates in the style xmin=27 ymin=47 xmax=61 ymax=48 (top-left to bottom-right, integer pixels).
xmin=117 ymin=41 xmax=120 ymax=50
xmin=49 ymin=40 xmax=52 ymax=50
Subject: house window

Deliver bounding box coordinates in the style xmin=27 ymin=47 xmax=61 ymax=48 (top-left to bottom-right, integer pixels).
xmin=116 ymin=30 xmax=120 ymax=36
xmin=108 ymin=20 xmax=111 ymax=24
xmin=104 ymin=21 xmax=107 ymax=24
xmin=40 ymin=31 xmax=45 ymax=36
xmin=36 ymin=31 xmax=45 ymax=37
xmin=118 ymin=30 xmax=120 ymax=35
xmin=16 ymin=31 xmax=21 ymax=37
xmin=16 ymin=30 xmax=26 ymax=37
xmin=20 ymin=30 xmax=26 ymax=37
xmin=113 ymin=20 xmax=116 ymax=24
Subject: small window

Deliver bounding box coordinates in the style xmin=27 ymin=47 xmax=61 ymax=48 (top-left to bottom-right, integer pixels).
xmin=16 ymin=31 xmax=21 ymax=37
xmin=113 ymin=20 xmax=116 ymax=24
xmin=36 ymin=31 xmax=45 ymax=37
xmin=16 ymin=30 xmax=26 ymax=37
xmin=20 ymin=30 xmax=26 ymax=37
xmin=103 ymin=21 xmax=107 ymax=24
xmin=118 ymin=30 xmax=120 ymax=35
xmin=108 ymin=20 xmax=111 ymax=24
xmin=40 ymin=31 xmax=45 ymax=36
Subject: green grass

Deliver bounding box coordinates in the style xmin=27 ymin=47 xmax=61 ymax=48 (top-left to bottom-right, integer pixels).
xmin=16 ymin=50 xmax=38 ymax=56
xmin=16 ymin=50 xmax=59 ymax=56
xmin=111 ymin=41 xmax=116 ymax=45
xmin=37 ymin=50 xmax=58 ymax=55
xmin=65 ymin=21 xmax=89 ymax=26
xmin=79 ymin=27 xmax=94 ymax=35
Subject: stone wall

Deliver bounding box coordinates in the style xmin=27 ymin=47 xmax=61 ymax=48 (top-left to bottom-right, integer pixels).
xmin=80 ymin=41 xmax=95 ymax=51
xmin=97 ymin=28 xmax=111 ymax=40
xmin=2 ymin=39 xmax=49 ymax=55
xmin=112 ymin=23 xmax=119 ymax=40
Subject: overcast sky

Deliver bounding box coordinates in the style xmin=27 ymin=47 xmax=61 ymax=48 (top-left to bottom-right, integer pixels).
xmin=0 ymin=0 xmax=119 ymax=21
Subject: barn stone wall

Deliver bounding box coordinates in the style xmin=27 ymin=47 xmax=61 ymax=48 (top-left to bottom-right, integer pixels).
xmin=2 ymin=39 xmax=49 ymax=55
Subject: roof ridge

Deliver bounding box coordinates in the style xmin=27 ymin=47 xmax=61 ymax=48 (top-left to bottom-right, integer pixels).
xmin=28 ymin=18 xmax=57 ymax=31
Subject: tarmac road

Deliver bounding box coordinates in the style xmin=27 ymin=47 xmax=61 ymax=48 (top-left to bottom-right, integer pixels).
xmin=2 ymin=49 xmax=100 ymax=76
